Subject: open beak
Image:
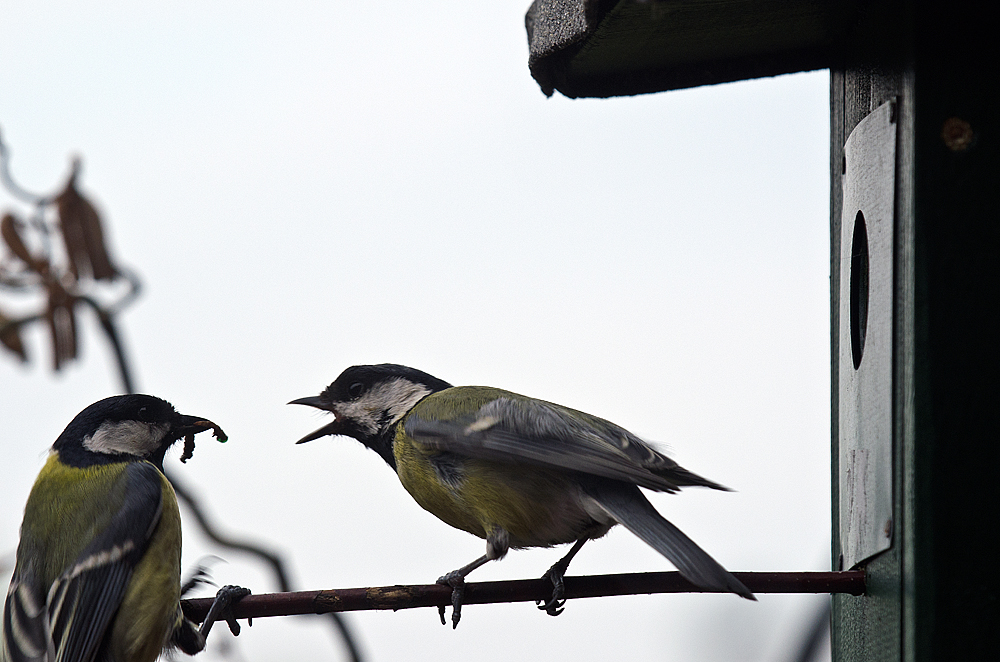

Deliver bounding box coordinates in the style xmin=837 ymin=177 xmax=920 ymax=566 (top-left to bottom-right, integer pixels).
xmin=289 ymin=396 xmax=343 ymax=444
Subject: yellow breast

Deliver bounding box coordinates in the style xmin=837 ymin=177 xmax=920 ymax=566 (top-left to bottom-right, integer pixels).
xmin=393 ymin=429 xmax=598 ymax=549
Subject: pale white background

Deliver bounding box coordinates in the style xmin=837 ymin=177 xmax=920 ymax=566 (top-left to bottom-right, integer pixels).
xmin=1 ymin=2 xmax=831 ymax=661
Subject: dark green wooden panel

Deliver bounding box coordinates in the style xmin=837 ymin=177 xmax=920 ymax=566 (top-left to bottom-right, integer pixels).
xmin=832 ymin=2 xmax=999 ymax=660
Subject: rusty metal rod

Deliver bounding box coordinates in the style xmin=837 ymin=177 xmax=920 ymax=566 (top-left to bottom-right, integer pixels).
xmin=182 ymin=570 xmax=865 ymax=622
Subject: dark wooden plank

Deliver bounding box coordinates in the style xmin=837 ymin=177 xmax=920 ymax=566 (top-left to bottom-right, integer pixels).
xmin=526 ymin=0 xmax=861 ymax=97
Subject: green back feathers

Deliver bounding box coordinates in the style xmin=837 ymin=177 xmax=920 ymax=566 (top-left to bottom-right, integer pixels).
xmin=19 ymin=455 xmax=132 ymax=588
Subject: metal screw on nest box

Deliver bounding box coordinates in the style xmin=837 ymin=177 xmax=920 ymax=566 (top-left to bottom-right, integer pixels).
xmin=941 ymin=117 xmax=974 ymax=152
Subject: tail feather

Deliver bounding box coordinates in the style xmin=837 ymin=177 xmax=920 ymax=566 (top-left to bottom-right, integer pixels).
xmin=584 ymin=481 xmax=754 ymax=600
xmin=658 ymin=466 xmax=733 ymax=492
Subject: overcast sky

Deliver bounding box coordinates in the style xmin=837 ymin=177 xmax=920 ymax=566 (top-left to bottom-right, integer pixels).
xmin=2 ymin=2 xmax=831 ymax=661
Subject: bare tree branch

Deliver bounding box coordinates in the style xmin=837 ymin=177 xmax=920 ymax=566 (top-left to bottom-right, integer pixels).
xmin=182 ymin=571 xmax=866 ymax=622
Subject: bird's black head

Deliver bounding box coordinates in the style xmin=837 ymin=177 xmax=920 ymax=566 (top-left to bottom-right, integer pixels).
xmin=53 ymin=394 xmax=228 ymax=470
xmin=290 ymin=364 xmax=451 ymax=464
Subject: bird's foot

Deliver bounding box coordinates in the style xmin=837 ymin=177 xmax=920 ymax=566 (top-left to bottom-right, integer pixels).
xmin=436 ymin=571 xmax=466 ymax=629
xmin=201 ymin=585 xmax=252 ymax=637
xmin=536 ymin=564 xmax=567 ymax=616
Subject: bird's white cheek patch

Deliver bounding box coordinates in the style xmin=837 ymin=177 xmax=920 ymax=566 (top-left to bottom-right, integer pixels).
xmin=363 ymin=379 xmax=432 ymax=423
xmin=342 ymin=379 xmax=432 ymax=435
xmin=83 ymin=421 xmax=170 ymax=457
xmin=333 ymin=401 xmax=379 ymax=435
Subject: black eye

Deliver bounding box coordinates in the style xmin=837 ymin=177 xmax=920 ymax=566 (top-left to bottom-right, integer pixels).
xmin=348 ymin=382 xmax=365 ymax=399
xmin=137 ymin=406 xmax=150 ymax=421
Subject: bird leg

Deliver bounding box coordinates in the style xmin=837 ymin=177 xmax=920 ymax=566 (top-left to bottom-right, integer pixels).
xmin=436 ymin=555 xmax=490 ymax=629
xmin=537 ymin=538 xmax=588 ymax=616
xmin=200 ymin=584 xmax=252 ymax=637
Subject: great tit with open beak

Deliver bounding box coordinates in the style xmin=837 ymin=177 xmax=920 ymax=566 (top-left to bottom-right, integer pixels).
xmin=292 ymin=364 xmax=754 ymax=627
xmin=1 ymin=394 xmax=250 ymax=662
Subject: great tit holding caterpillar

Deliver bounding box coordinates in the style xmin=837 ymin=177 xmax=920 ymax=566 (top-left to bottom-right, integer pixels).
xmin=1 ymin=395 xmax=250 ymax=662
xmin=292 ymin=364 xmax=753 ymax=627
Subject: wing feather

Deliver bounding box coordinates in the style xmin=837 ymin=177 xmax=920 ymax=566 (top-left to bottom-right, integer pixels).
xmin=405 ymin=390 xmax=727 ymax=493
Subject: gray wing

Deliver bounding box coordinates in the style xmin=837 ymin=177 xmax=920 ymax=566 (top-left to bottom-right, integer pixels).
xmin=2 ymin=462 xmax=163 ymax=662
xmin=404 ymin=392 xmax=728 ymax=493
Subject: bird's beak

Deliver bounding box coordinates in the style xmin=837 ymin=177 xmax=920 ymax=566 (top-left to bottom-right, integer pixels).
xmin=289 ymin=396 xmax=343 ymax=444
xmin=174 ymin=414 xmax=229 ymax=464
xmin=288 ymin=395 xmax=327 ymax=409
xmin=176 ymin=414 xmax=228 ymax=443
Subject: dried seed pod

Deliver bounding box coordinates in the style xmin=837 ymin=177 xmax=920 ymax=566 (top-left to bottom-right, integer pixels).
xmin=45 ymin=280 xmax=78 ymax=370
xmin=0 ymin=308 xmax=28 ymax=362
xmin=2 ymin=212 xmax=37 ymax=266
xmin=55 ymin=165 xmax=117 ymax=281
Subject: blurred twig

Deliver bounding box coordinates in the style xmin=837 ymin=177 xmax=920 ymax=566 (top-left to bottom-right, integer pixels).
xmin=170 ymin=473 xmax=364 ymax=662
xmin=790 ymin=598 xmax=832 ymax=662
xmin=182 ymin=570 xmax=866 ymax=622
xmin=1 ymin=129 xmax=137 ymax=373
xmin=0 ymin=127 xmax=60 ymax=205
